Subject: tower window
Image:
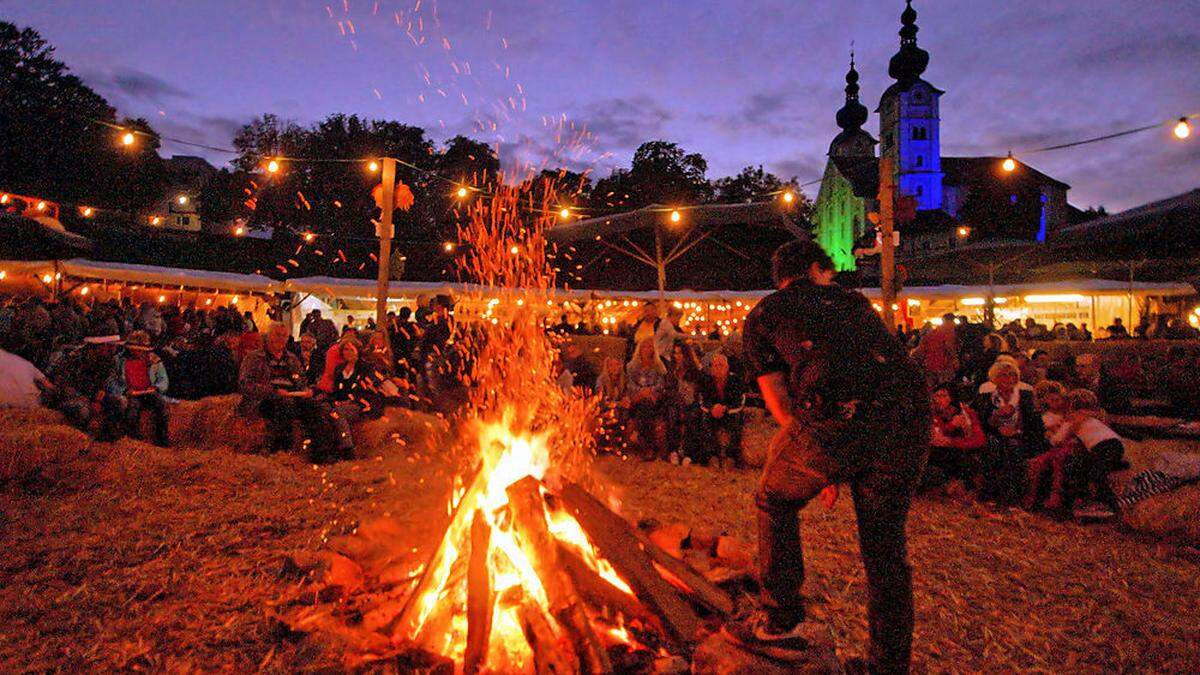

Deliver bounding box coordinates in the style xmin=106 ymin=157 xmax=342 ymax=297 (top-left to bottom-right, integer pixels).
xmin=916 ymin=185 xmax=924 ymax=197
xmin=915 ymin=155 xmax=924 ymax=167
xmin=912 ymin=126 xmax=928 ymax=140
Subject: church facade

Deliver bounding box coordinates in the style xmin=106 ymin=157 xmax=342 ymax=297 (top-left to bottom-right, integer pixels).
xmin=813 ymin=0 xmax=1072 ymax=271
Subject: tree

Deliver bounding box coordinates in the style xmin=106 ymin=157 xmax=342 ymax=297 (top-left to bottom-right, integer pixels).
xmin=592 ymin=140 xmax=711 ymax=210
xmin=0 ymin=22 xmax=167 ymax=213
xmin=714 ymin=165 xmax=813 ymax=222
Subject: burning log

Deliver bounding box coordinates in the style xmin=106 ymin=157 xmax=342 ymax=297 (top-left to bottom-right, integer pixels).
xmin=507 ymin=476 xmax=612 ymax=674
xmin=557 ymin=544 xmax=659 ymax=630
xmin=390 ymin=464 xmax=487 ymax=641
xmin=557 ymin=482 xmax=704 ymax=647
xmin=464 ymin=510 xmax=492 ymax=675
xmin=501 ymin=587 xmax=579 ymax=675
xmin=643 ymin=542 xmax=735 ymax=616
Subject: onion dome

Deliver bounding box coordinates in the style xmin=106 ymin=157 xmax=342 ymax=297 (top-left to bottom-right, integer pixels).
xmin=887 ymin=0 xmax=929 ymax=83
xmin=836 ymin=54 xmax=869 ymax=132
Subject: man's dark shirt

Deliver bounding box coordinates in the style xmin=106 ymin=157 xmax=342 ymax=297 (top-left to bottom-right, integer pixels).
xmin=743 ymin=281 xmax=924 ymax=411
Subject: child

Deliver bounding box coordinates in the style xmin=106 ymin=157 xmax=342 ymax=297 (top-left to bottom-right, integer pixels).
xmin=1023 ymin=380 xmax=1078 ymax=510
xmin=1062 ymin=389 xmax=1126 ymax=516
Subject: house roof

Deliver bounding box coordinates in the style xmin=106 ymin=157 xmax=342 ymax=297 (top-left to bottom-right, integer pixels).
xmin=1053 ymin=188 xmax=1200 ymax=241
xmin=941 ymin=156 xmax=1070 ymax=190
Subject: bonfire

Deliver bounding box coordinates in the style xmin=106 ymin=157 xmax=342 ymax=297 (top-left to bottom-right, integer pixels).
xmin=294 ymin=179 xmax=733 ymax=673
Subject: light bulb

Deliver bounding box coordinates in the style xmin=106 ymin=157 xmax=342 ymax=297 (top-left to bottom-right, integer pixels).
xmin=1174 ymin=117 xmax=1192 ymax=140
xmin=1002 ymin=152 xmax=1016 ymax=172
xmin=266 ymin=159 xmax=280 ymax=173
xmin=670 ymin=209 xmax=682 ymax=223
xmin=121 ymin=132 xmax=135 ymax=146
xmin=456 ymin=186 xmax=469 ymax=198
xmin=559 ymin=207 xmax=571 ymax=219
xmin=782 ymin=191 xmax=795 ymax=204
xmin=368 ymin=160 xmax=380 ymax=172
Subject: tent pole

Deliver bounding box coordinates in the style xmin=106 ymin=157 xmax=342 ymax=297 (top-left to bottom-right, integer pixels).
xmin=654 ymin=225 xmax=666 ymax=311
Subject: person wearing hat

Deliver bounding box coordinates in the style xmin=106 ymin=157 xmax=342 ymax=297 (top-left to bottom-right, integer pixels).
xmin=111 ymin=330 xmax=171 ymax=447
xmin=42 ymin=333 xmax=125 ymax=440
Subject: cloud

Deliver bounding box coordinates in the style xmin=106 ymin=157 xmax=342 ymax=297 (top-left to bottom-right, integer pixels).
xmin=574 ymin=95 xmax=673 ymax=150
xmin=100 ymin=68 xmax=192 ymax=101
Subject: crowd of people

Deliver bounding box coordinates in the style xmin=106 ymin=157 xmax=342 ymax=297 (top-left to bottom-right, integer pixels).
xmin=1 ymin=289 xmax=1197 ymax=503
xmin=0 ymin=293 xmax=465 ymax=462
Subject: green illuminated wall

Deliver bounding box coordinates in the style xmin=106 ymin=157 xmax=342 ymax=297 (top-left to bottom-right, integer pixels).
xmin=813 ymin=162 xmax=869 ymax=271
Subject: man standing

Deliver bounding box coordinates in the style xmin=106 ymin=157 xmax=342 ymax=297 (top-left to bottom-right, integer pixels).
xmin=914 ymin=313 xmax=959 ymax=385
xmin=723 ymin=241 xmax=930 ymax=674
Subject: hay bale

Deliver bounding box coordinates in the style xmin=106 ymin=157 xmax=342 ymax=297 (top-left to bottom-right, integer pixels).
xmin=1123 ymin=484 xmax=1200 ymax=545
xmin=1116 ymin=438 xmax=1200 ymax=546
xmin=740 ymin=407 xmax=776 ymax=468
xmin=0 ymin=423 xmax=91 ymax=482
xmin=353 ymin=408 xmax=447 ymax=458
xmin=169 ymin=395 xmax=268 ymax=453
xmin=0 ymin=405 xmax=66 ymax=428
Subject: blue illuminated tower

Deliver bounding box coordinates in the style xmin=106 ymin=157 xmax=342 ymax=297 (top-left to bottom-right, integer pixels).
xmin=877 ymin=0 xmax=944 ymax=211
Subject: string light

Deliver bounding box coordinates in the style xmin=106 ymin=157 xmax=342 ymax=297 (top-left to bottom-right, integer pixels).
xmin=456 ymin=186 xmax=469 ymax=198
xmin=41 ymin=274 xmax=53 ymax=284
xmin=957 ymin=226 xmax=970 ymax=238
xmin=80 ymin=206 xmax=94 ymax=217
xmin=782 ymin=191 xmax=796 ymax=204
xmin=367 ymin=160 xmax=380 ymax=172
xmin=177 ymin=195 xmax=188 ymax=205
xmin=0 ymin=194 xmax=8 ymax=204
xmin=509 ymin=245 xmax=520 ymax=255
xmin=1175 ymin=117 xmax=1192 ymax=140
xmin=1001 ymin=152 xmax=1016 ymax=172
xmin=36 ymin=201 xmax=46 ymax=211
xmin=559 ymin=207 xmax=571 ymax=219
xmin=443 ymin=241 xmax=456 ymax=253
xmin=266 ymin=159 xmax=280 ymax=174
xmin=233 ymin=225 xmax=246 ymax=236
xmin=79 ymin=286 xmax=89 ymax=295
xmin=303 ymin=231 xmax=316 ymax=243
xmin=150 ymin=216 xmax=162 ymax=226
xmin=669 ymin=209 xmax=682 ymax=223
xmin=121 ymin=131 xmax=135 ymax=147
xmin=157 ymin=294 xmax=166 ymax=303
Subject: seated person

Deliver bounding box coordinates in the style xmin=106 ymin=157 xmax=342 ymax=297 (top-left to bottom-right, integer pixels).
xmin=328 ymin=341 xmax=382 ymax=462
xmin=624 ymin=338 xmax=669 ymax=460
xmin=113 ymin=330 xmax=170 ymax=447
xmin=1061 ymin=389 xmax=1126 ymax=515
xmin=926 ymin=383 xmax=985 ymax=492
xmin=43 ymin=335 xmax=126 ymax=441
xmin=593 ymin=355 xmax=626 ymax=453
xmin=238 ymin=322 xmax=333 ymax=459
xmin=1023 ymin=380 xmax=1079 ymax=511
xmin=695 ymin=352 xmax=746 ymax=467
xmin=973 ymin=360 xmax=1047 ymax=504
xmin=561 ymin=341 xmax=598 ymax=393
xmin=294 ymin=333 xmax=325 ymax=385
xmin=667 ymin=341 xmax=703 ymax=465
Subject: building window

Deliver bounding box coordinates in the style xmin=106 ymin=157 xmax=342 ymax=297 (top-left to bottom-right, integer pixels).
xmin=912 ymin=126 xmax=927 ymax=140
xmin=916 ymin=185 xmax=924 ymax=197
xmin=915 ymin=155 xmax=924 ymax=167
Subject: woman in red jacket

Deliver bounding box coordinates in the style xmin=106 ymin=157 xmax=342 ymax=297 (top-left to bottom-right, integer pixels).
xmin=925 ymin=383 xmax=986 ymax=493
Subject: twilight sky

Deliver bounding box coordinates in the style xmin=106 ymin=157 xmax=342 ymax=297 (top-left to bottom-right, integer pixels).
xmin=6 ymin=0 xmax=1198 ymax=210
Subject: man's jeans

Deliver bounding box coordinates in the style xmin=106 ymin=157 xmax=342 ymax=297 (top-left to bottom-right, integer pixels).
xmin=756 ymin=398 xmax=929 ymax=675
xmin=126 ymin=392 xmax=170 ymax=447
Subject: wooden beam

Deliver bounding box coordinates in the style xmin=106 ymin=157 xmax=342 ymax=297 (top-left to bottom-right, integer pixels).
xmin=464 ymin=510 xmax=493 ymax=675
xmin=557 ymin=482 xmax=702 ymax=647
xmin=507 ymin=477 xmax=612 ymax=674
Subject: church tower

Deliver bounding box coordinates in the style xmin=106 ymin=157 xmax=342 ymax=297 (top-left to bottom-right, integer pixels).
xmin=829 ymin=53 xmax=876 ymax=158
xmin=877 ymin=0 xmax=944 ymax=211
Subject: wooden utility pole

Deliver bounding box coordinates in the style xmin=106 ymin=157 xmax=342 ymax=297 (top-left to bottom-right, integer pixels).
xmin=374 ymin=157 xmax=397 ymax=335
xmin=878 ymin=157 xmax=897 ymax=334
